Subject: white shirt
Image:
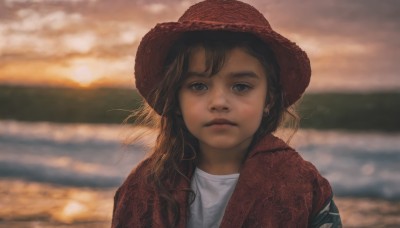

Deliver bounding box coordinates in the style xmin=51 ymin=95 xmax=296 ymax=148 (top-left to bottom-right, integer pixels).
xmin=187 ymin=168 xmax=240 ymax=228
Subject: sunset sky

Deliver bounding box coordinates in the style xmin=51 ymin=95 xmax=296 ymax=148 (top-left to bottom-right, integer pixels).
xmin=0 ymin=0 xmax=399 ymax=92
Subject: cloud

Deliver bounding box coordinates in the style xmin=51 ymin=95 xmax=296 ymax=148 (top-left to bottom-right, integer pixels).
xmin=258 ymin=0 xmax=400 ymax=33
xmin=255 ymin=0 xmax=400 ymax=55
xmin=4 ymin=0 xmax=98 ymax=7
xmin=0 ymin=8 xmax=84 ymax=56
xmin=12 ymin=9 xmax=82 ymax=32
xmin=61 ymin=32 xmax=97 ymax=54
xmin=143 ymin=3 xmax=167 ymax=14
xmin=0 ymin=0 xmax=193 ymax=57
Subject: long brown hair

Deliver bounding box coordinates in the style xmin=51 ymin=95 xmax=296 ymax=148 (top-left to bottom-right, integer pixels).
xmin=130 ymin=31 xmax=299 ymax=226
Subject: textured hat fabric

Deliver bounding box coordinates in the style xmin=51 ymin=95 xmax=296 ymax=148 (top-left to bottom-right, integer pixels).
xmin=135 ymin=0 xmax=311 ymax=110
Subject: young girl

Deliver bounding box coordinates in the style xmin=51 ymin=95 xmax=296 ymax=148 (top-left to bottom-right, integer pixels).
xmin=112 ymin=0 xmax=342 ymax=227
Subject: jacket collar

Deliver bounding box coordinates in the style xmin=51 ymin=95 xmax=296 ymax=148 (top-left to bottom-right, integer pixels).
xmin=248 ymin=133 xmax=292 ymax=158
xmin=220 ymin=133 xmax=291 ymax=227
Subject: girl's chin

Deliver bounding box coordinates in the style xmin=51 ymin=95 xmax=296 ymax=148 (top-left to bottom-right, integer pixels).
xmin=198 ymin=138 xmax=253 ymax=152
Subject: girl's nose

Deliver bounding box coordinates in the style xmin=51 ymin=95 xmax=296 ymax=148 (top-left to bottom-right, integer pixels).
xmin=208 ymin=88 xmax=230 ymax=112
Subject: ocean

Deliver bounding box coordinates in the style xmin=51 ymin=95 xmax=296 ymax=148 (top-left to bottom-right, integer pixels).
xmin=1 ymin=120 xmax=400 ymax=227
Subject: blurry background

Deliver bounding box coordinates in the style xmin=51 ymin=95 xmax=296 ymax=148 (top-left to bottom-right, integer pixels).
xmin=0 ymin=0 xmax=399 ymax=227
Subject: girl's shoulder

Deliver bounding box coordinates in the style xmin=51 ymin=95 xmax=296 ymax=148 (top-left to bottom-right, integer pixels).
xmin=120 ymin=157 xmax=153 ymax=188
xmin=247 ymin=134 xmax=329 ymax=186
xmin=112 ymin=157 xmax=156 ymax=227
xmin=241 ymin=137 xmax=333 ymax=218
xmin=249 ymin=147 xmax=323 ymax=181
xmin=252 ymin=134 xmax=319 ymax=168
xmin=112 ymin=157 xmax=154 ymax=212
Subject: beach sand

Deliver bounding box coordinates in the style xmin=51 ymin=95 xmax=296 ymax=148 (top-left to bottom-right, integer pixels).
xmin=0 ymin=179 xmax=399 ymax=228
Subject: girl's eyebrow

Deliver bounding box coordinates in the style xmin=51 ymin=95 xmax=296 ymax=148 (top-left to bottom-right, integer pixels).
xmin=229 ymin=71 xmax=261 ymax=80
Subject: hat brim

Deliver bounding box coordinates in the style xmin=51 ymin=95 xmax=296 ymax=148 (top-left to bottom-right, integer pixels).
xmin=135 ymin=21 xmax=311 ymax=110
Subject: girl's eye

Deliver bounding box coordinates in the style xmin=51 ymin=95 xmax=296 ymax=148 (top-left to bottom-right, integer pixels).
xmin=189 ymin=82 xmax=208 ymax=91
xmin=232 ymin=83 xmax=252 ymax=92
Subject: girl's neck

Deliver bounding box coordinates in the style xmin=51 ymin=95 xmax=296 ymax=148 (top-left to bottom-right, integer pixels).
xmin=197 ymin=145 xmax=248 ymax=175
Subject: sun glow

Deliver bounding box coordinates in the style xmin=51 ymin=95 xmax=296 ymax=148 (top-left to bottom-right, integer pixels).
xmin=70 ymin=65 xmax=96 ymax=87
xmin=62 ymin=200 xmax=87 ymax=218
xmin=0 ymin=56 xmax=133 ymax=88
xmin=66 ymin=58 xmax=107 ymax=87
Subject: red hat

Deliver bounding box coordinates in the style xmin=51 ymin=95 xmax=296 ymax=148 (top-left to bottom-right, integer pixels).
xmin=135 ymin=0 xmax=311 ymax=110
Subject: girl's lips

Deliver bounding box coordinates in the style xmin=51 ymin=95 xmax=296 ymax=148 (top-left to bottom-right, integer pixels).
xmin=204 ymin=119 xmax=237 ymax=127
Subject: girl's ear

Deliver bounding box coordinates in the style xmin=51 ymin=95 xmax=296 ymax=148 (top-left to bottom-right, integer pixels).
xmin=264 ymin=93 xmax=275 ymax=116
xmin=263 ymin=106 xmax=270 ymax=116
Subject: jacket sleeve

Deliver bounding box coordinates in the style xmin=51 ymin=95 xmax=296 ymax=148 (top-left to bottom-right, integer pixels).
xmin=111 ymin=187 xmax=122 ymax=228
xmin=111 ymin=158 xmax=153 ymax=228
xmin=310 ymin=197 xmax=342 ymax=228
xmin=309 ymin=170 xmax=342 ymax=228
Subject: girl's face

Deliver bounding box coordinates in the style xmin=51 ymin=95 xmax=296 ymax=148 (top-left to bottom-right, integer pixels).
xmin=178 ymin=47 xmax=268 ymax=154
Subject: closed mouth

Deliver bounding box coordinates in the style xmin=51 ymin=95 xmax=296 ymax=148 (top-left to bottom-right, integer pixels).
xmin=204 ymin=119 xmax=237 ymax=127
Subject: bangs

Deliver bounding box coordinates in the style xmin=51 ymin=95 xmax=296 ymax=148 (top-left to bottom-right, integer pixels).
xmin=188 ymin=42 xmax=228 ymax=78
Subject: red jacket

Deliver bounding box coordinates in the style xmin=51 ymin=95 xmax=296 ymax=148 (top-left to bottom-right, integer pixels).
xmin=112 ymin=134 xmax=333 ymax=227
